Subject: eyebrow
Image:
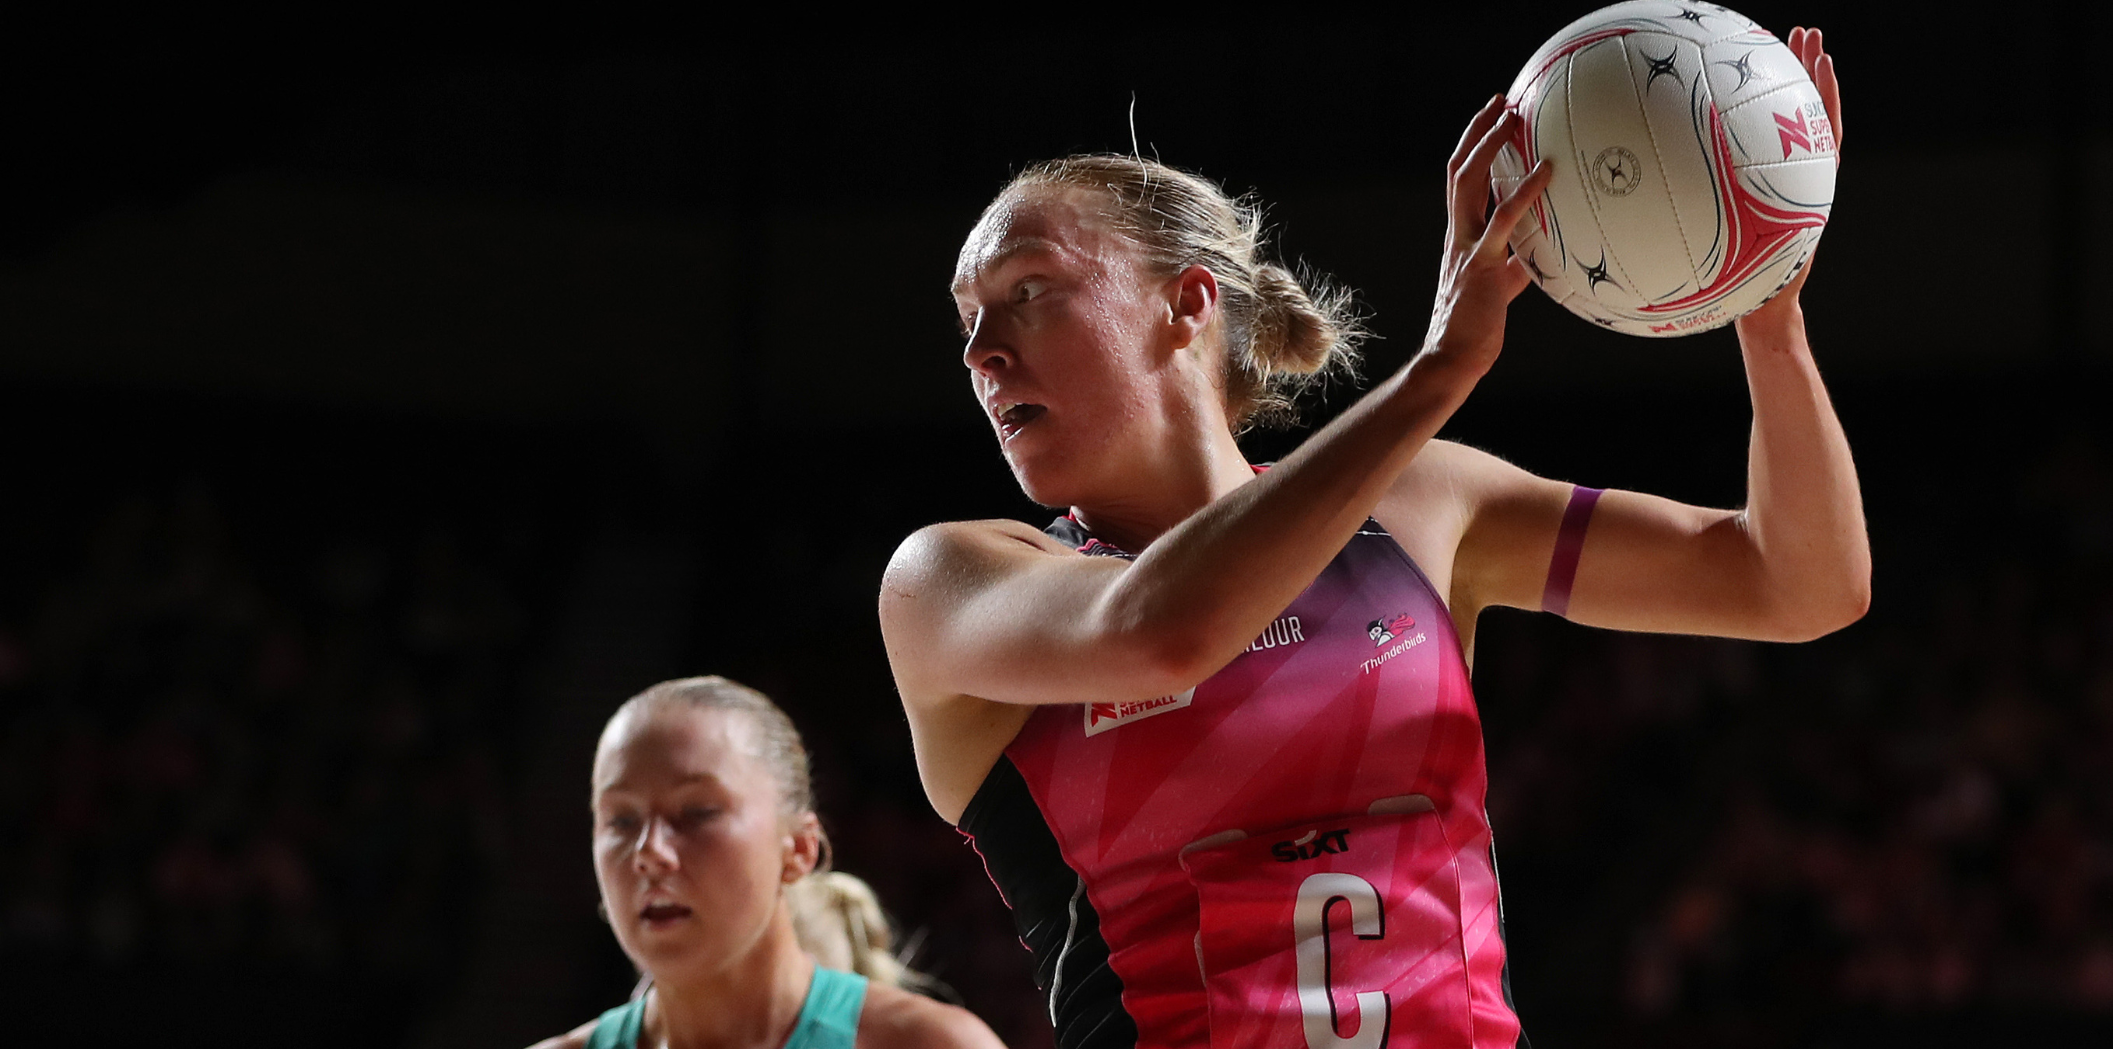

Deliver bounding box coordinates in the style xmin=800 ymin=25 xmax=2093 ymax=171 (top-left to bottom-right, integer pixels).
xmin=952 ymin=237 xmax=1061 ymax=295
xmin=593 ymin=771 xmax=721 ymax=798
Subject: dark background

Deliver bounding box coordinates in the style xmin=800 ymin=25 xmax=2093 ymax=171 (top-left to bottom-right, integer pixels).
xmin=4 ymin=4 xmax=2110 ymax=1046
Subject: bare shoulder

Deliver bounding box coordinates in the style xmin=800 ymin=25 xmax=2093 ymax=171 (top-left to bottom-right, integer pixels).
xmin=523 ymin=1018 xmax=596 ymax=1049
xmin=1377 ymin=440 xmax=1518 ymax=557
xmin=1378 ymin=439 xmax=1574 ymax=628
xmin=887 ymin=518 xmax=1077 ymax=567
xmin=882 ymin=519 xmax=1075 ymax=598
xmin=1393 ymin=438 xmax=1570 ymax=525
xmin=856 ymin=983 xmax=1008 ymax=1049
xmin=878 ymin=518 xmax=1085 ymax=669
xmin=1396 ymin=438 xmax=1536 ymax=495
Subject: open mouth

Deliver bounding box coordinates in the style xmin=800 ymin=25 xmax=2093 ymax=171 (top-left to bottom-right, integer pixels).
xmin=639 ymin=901 xmax=694 ymax=927
xmin=994 ymin=402 xmax=1046 ymax=440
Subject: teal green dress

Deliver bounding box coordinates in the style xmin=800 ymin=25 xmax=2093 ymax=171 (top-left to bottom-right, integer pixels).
xmin=584 ymin=966 xmax=868 ymax=1049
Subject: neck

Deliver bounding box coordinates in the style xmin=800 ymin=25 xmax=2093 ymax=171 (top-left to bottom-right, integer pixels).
xmin=643 ymin=912 xmax=814 ymax=1049
xmin=1071 ymin=408 xmax=1254 ymax=553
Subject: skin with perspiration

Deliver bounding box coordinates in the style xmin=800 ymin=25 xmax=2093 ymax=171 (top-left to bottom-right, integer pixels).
xmin=883 ymin=27 xmax=1866 ymax=825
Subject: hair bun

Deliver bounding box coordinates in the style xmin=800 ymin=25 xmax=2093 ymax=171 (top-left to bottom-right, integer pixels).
xmin=1005 ymin=155 xmax=1364 ymax=432
xmin=1250 ymin=263 xmax=1339 ymax=378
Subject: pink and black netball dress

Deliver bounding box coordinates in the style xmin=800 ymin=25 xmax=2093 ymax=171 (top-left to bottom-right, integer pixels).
xmin=958 ymin=518 xmax=1524 ymax=1049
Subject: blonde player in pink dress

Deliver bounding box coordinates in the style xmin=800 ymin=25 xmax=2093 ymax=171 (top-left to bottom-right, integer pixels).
xmin=882 ymin=29 xmax=1857 ymax=1049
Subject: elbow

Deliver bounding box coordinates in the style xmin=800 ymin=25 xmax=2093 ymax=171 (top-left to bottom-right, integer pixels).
xmin=1124 ymin=625 xmax=1222 ymax=697
xmin=1095 ymin=600 xmax=1224 ymax=698
xmin=1796 ymin=587 xmax=1870 ymax=642
xmin=1842 ymin=572 xmax=1874 ymax=627
xmin=1762 ymin=571 xmax=1871 ymax=643
xmin=1093 ymin=577 xmax=1265 ymax=699
xmin=1088 ymin=579 xmax=1231 ymax=698
xmin=1819 ymin=557 xmax=1875 ymax=636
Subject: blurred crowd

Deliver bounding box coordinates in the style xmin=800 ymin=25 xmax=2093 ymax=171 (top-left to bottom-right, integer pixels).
xmin=2 ymin=410 xmax=2110 ymax=1046
xmin=0 ymin=481 xmax=542 ymax=996
xmin=1479 ymin=425 xmax=2113 ymax=1035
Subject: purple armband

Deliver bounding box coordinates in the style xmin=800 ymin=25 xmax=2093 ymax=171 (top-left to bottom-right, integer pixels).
xmin=1541 ymin=486 xmax=1603 ymax=617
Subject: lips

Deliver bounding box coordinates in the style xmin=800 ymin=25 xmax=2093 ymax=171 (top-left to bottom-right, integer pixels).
xmin=992 ymin=401 xmax=1046 ymax=440
xmin=639 ymin=901 xmax=694 ymax=927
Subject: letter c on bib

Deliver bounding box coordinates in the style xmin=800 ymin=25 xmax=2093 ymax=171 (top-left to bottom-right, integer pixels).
xmin=1293 ymin=872 xmax=1388 ymax=1049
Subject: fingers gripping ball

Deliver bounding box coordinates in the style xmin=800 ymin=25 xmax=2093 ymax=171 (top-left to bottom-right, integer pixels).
xmin=1491 ymin=2 xmax=1837 ymax=337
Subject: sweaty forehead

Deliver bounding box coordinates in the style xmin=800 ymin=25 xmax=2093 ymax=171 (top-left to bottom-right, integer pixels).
xmin=952 ymin=187 xmax=1123 ymax=293
xmin=592 ymin=703 xmax=762 ymax=795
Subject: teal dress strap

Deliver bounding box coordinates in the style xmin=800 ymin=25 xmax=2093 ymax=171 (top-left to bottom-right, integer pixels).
xmin=580 ymin=966 xmax=865 ymax=1049
xmin=583 ymin=997 xmax=645 ymax=1049
xmin=785 ymin=966 xmax=869 ymax=1049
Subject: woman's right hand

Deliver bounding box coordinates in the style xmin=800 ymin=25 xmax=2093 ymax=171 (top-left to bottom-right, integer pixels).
xmin=1424 ymin=97 xmax=1551 ymax=376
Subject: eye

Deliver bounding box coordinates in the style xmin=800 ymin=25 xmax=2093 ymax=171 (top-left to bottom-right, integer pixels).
xmin=675 ymin=805 xmax=721 ymax=828
xmin=602 ymin=812 xmax=641 ymax=834
xmin=1014 ymin=279 xmax=1047 ymax=303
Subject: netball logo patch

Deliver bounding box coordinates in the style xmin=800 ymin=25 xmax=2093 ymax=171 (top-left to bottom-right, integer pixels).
xmin=1367 ymin=613 xmax=1415 ymax=647
xmin=1084 ymin=688 xmax=1196 ymax=736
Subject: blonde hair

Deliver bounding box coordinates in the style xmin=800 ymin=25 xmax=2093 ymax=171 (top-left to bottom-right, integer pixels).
xmin=614 ymin=676 xmax=814 ymax=816
xmin=608 ymin=676 xmax=936 ymax=991
xmin=787 ymin=871 xmax=942 ymax=993
xmin=1005 ymin=155 xmax=1366 ymax=431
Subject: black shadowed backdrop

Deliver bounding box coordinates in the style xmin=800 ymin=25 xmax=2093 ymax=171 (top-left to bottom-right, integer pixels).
xmin=3 ymin=5 xmax=2110 ymax=1047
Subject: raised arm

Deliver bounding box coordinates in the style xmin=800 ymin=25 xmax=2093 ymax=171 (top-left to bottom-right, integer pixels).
xmin=1448 ymin=27 xmax=1868 ymax=643
xmin=883 ymin=98 xmax=1555 ymax=710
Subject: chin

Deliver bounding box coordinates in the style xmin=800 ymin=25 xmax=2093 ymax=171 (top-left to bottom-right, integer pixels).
xmin=1005 ymin=449 xmax=1081 ymax=511
xmin=1012 ymin=472 xmax=1068 ymax=511
xmin=1001 ymin=423 xmax=1108 ymax=510
xmin=624 ymin=931 xmax=720 ymax=979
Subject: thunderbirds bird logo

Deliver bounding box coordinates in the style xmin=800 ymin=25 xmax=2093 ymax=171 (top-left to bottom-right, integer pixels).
xmin=1367 ymin=613 xmax=1416 ymax=647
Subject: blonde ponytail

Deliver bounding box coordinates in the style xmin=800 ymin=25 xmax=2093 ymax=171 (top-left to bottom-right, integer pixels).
xmin=787 ymin=871 xmax=945 ymax=996
xmin=1004 ymin=155 xmax=1366 ymax=432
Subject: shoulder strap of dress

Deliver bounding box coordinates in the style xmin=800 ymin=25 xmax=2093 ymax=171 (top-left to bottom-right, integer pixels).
xmin=583 ymin=997 xmax=645 ymax=1049
xmin=1043 ymin=514 xmax=1091 ymax=549
xmin=1043 ymin=514 xmax=1133 ymax=560
xmin=784 ymin=966 xmax=869 ymax=1049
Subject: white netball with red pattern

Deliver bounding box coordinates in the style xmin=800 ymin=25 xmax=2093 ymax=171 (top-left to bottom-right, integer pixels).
xmin=1491 ymin=2 xmax=1836 ymax=337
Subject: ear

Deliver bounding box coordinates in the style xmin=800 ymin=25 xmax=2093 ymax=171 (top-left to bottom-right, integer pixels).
xmin=781 ymin=811 xmax=822 ymax=884
xmin=1164 ymin=264 xmax=1219 ymax=351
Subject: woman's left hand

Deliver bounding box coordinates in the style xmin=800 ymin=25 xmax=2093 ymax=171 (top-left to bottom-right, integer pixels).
xmin=1739 ymin=25 xmax=1842 ymax=331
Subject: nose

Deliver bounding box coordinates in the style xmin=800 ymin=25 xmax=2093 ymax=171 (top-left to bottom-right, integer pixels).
xmin=961 ymin=310 xmax=1012 ymax=376
xmin=632 ymin=815 xmax=678 ymax=875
